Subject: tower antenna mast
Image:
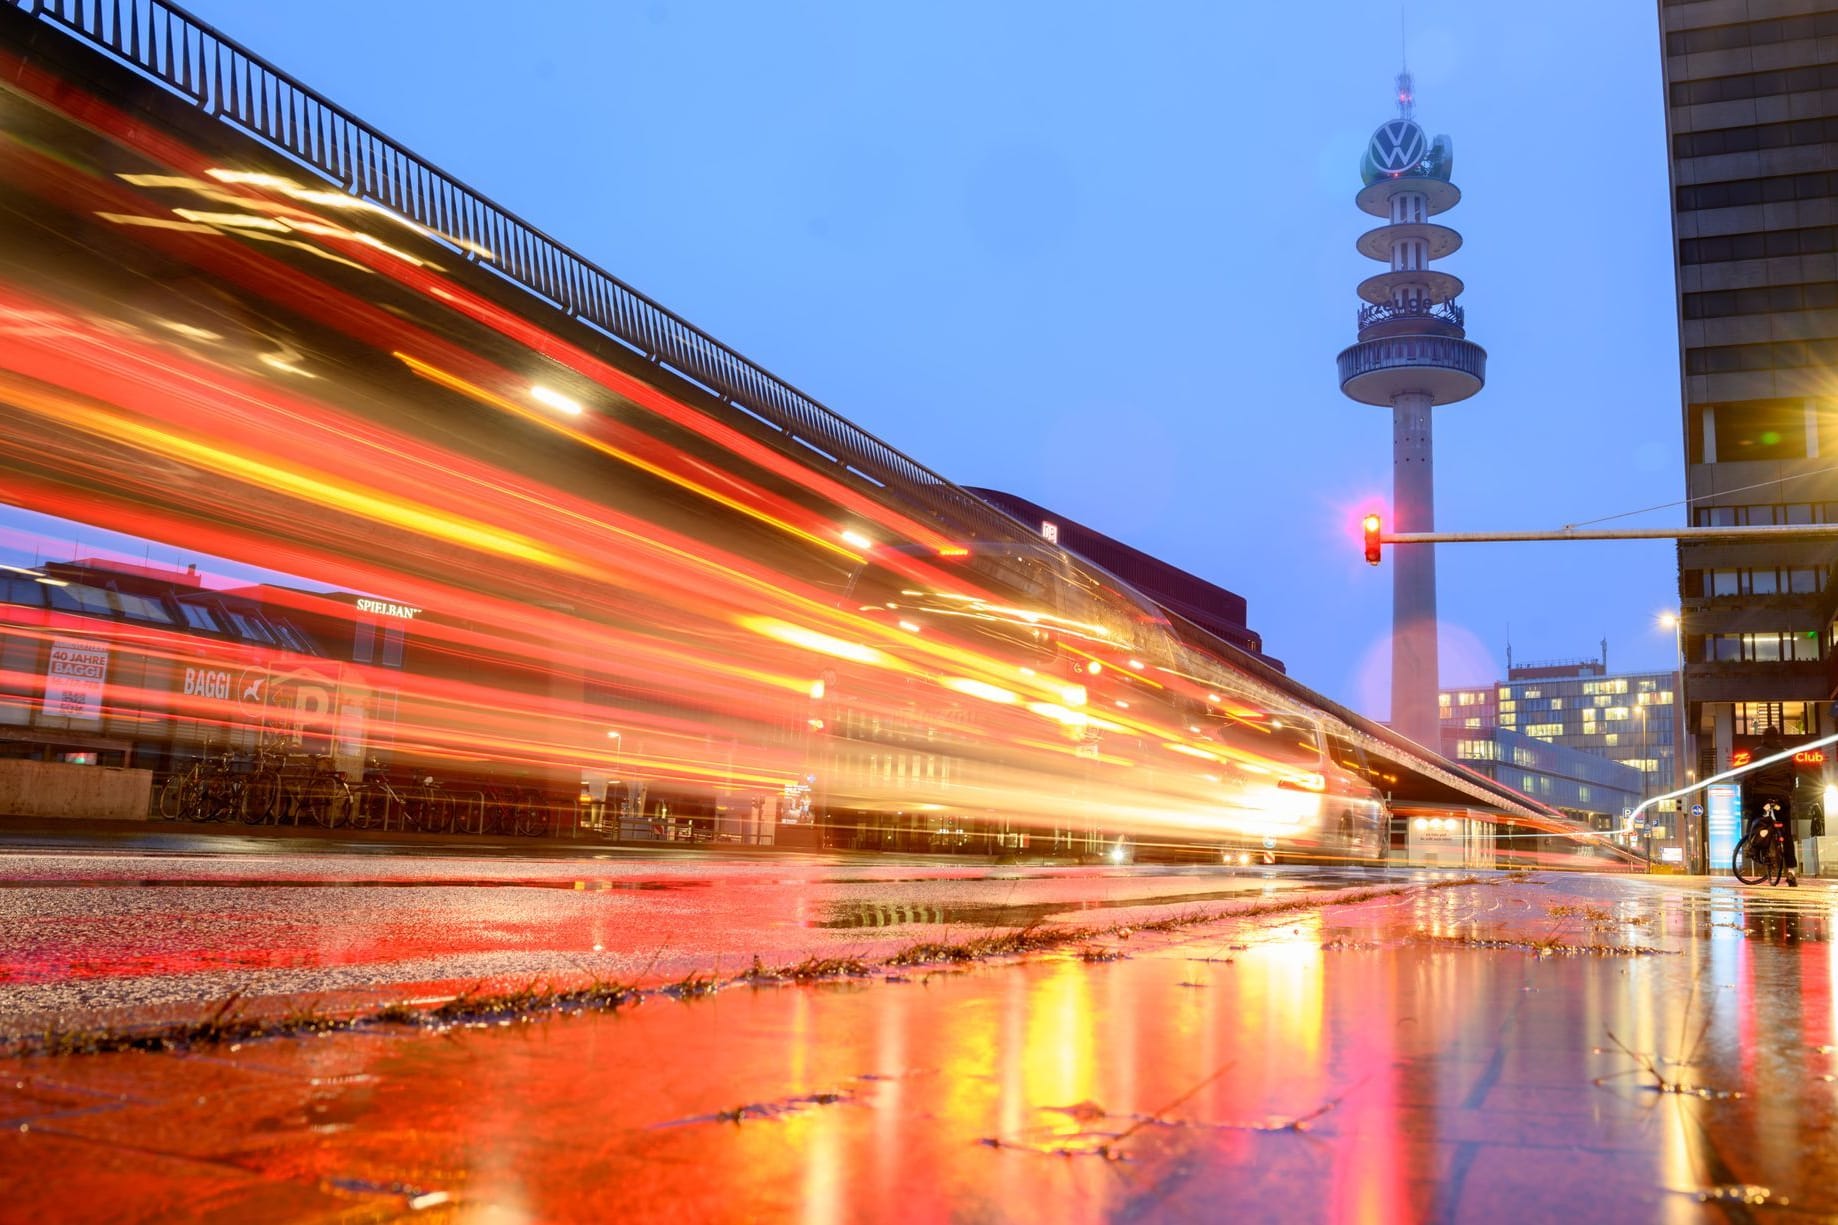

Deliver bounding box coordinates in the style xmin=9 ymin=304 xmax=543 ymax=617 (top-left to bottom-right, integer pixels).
xmin=1397 ymin=8 xmax=1414 ymax=119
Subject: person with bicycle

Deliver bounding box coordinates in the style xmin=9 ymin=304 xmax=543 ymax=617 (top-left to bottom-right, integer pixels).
xmin=1741 ymin=726 xmax=1798 ymax=887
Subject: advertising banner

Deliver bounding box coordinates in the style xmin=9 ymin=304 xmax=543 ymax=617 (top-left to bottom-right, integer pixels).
xmin=43 ymin=637 xmax=108 ymax=724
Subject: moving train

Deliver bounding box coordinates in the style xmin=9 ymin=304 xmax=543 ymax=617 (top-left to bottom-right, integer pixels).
xmin=792 ymin=542 xmax=1393 ymax=863
xmin=0 ymin=28 xmax=1398 ymax=864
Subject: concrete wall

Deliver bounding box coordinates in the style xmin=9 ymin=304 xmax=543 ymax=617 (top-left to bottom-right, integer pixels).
xmin=0 ymin=761 xmax=151 ymax=820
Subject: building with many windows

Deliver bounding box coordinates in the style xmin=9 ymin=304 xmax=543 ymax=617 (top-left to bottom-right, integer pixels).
xmin=1441 ymin=655 xmax=1678 ymax=805
xmin=1660 ymin=1 xmax=1838 ymax=780
xmin=1442 ymin=726 xmax=1644 ymax=829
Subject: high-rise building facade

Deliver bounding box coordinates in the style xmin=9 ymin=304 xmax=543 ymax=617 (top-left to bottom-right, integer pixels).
xmin=1660 ymin=2 xmax=1838 ymax=779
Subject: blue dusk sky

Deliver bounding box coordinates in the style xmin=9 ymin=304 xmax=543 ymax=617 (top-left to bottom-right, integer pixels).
xmin=57 ymin=2 xmax=1688 ymax=718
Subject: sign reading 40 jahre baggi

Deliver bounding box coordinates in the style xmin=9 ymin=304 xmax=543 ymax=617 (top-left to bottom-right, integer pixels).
xmin=44 ymin=637 xmax=109 ymax=722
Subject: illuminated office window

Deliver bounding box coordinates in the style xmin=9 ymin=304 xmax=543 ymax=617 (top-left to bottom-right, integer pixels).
xmin=1708 ymin=632 xmax=1822 ymax=662
xmin=1734 ymin=702 xmax=1808 ymax=735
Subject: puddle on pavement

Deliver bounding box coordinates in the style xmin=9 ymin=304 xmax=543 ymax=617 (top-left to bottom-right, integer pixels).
xmin=6 ymin=885 xmax=1835 ymax=1223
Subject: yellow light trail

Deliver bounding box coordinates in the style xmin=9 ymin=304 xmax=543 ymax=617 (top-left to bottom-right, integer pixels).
xmin=0 ymin=373 xmax=577 ymax=574
xmin=394 ymin=352 xmax=862 ymax=563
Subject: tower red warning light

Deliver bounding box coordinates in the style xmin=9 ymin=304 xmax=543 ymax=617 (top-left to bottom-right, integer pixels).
xmin=1362 ymin=514 xmax=1383 ymax=565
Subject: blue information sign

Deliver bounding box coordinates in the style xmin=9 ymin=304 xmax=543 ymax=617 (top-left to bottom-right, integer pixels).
xmin=1706 ymin=784 xmax=1742 ymax=873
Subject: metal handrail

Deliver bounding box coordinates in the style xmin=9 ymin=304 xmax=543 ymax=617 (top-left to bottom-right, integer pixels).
xmin=1357 ymin=299 xmax=1464 ymax=330
xmin=1337 ymin=335 xmax=1488 ymax=385
xmin=5 ymin=0 xmax=1026 ymax=543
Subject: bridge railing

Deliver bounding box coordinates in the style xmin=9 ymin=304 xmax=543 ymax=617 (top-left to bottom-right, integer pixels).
xmin=6 ymin=0 xmax=1027 ymax=543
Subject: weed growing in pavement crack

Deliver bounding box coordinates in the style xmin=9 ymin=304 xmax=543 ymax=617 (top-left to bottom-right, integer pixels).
xmin=738 ymin=954 xmax=876 ymax=983
xmin=885 ymin=921 xmax=1100 ymax=966
xmin=12 ymin=973 xmax=646 ymax=1056
xmin=983 ymin=1071 xmax=1368 ymax=1159
xmin=1595 ymin=967 xmax=1740 ymax=1100
xmin=371 ymin=1002 xmax=420 ymax=1025
xmin=664 ymin=971 xmax=719 ymax=999
xmin=1417 ymin=933 xmax=1670 ymax=958
xmin=657 ymin=1089 xmax=858 ymax=1128
xmin=1600 ymin=1029 xmax=1741 ymax=1099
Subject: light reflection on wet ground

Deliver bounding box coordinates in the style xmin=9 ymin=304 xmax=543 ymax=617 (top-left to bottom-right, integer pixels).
xmin=0 ymin=851 xmax=1404 ymax=1013
xmin=1 ymin=872 xmax=1834 ymax=1221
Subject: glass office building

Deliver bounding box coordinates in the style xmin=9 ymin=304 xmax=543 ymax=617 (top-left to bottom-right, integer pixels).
xmin=1442 ymin=726 xmax=1644 ymax=826
xmin=1441 ymin=660 xmax=1679 ymax=798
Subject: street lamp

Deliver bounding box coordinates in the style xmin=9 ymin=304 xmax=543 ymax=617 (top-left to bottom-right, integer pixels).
xmin=605 ymin=730 xmax=623 ymax=836
xmin=1657 ymin=610 xmax=1694 ymax=872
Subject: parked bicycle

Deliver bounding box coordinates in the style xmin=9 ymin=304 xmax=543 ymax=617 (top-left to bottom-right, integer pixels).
xmin=1733 ymin=800 xmax=1789 ymax=885
xmin=156 ymin=750 xmax=213 ymax=821
xmin=157 ymin=744 xmax=243 ymax=823
xmin=350 ymin=759 xmax=405 ymax=831
xmin=238 ymin=738 xmax=296 ymax=825
xmin=293 ymin=753 xmax=355 ymax=829
xmin=161 ymin=752 xmax=571 ymax=838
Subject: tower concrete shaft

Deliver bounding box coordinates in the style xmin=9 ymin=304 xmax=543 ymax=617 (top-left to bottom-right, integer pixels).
xmin=1391 ymin=390 xmax=1438 ymax=747
xmin=1337 ymin=78 xmax=1485 ymax=750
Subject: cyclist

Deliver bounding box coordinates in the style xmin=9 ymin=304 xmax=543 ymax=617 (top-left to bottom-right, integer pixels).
xmin=1741 ymin=726 xmax=1798 ymax=887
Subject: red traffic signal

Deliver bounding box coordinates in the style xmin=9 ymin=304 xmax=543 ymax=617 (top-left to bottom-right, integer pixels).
xmin=1362 ymin=514 xmax=1383 ymax=565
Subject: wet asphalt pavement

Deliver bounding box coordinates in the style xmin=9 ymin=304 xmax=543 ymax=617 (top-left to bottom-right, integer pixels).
xmin=2 ymin=836 xmax=1836 ymax=1222
xmin=0 ymin=831 xmax=1401 ymax=1028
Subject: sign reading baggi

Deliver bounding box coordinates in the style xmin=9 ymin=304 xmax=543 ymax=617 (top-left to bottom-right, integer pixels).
xmin=44 ymin=638 xmax=108 ymax=723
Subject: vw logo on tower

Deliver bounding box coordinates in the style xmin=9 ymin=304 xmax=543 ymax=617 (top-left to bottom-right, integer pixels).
xmin=1366 ymin=119 xmax=1427 ymax=177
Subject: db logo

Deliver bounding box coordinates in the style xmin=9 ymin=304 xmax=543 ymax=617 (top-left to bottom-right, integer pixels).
xmin=181 ymin=667 xmax=232 ymax=700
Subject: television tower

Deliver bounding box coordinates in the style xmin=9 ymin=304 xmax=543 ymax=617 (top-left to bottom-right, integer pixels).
xmin=1337 ymin=71 xmax=1486 ymax=749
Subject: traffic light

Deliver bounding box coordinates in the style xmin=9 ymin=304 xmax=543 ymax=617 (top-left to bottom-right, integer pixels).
xmin=1362 ymin=514 xmax=1382 ymax=565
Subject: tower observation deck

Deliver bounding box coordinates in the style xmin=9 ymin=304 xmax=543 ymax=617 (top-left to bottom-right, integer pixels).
xmin=1337 ymin=72 xmax=1486 ymax=750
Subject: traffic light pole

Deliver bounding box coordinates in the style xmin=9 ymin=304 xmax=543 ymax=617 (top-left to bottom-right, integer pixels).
xmin=1357 ymin=517 xmax=1838 ymax=875
xmin=1374 ymin=524 xmax=1838 ymax=546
